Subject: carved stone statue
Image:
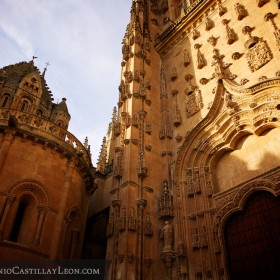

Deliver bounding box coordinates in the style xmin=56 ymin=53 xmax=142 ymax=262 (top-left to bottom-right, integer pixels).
xmin=161 ymin=221 xmax=173 ymax=252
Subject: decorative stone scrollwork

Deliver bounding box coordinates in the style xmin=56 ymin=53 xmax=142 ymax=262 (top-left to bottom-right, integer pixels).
xmin=204 ymin=166 xmax=214 ymax=196
xmin=159 ymin=180 xmax=174 ymax=219
xmin=242 ymin=26 xmax=273 ymax=72
xmin=192 ymin=28 xmax=200 ymax=40
xmin=145 ymin=122 xmax=151 ymax=134
xmin=137 ymin=151 xmax=148 ymax=178
xmin=161 ymin=221 xmax=174 ymax=253
xmin=218 ymin=1 xmax=227 ymax=16
xmin=207 ymin=35 xmax=218 ymax=46
xmin=122 ymin=112 xmax=131 ymax=128
xmin=232 ymin=52 xmax=242 ymax=60
xmin=186 ymin=168 xmax=194 ymax=196
xmin=122 ymin=43 xmax=133 ymax=61
xmin=194 ymin=44 xmax=206 ymax=69
xmin=161 ymin=251 xmax=174 ymax=268
xmin=185 ymin=88 xmax=203 ymax=118
xmin=222 ymin=19 xmax=236 ymax=45
xmin=128 ymin=207 xmax=137 ymax=231
xmin=170 ymin=66 xmax=177 ymax=81
xmin=183 ymin=49 xmax=190 ymax=66
xmin=160 ymin=64 xmax=168 ymax=98
xmin=144 ymin=213 xmax=153 ymax=236
xmin=257 ymin=0 xmax=269 ymax=7
xmin=132 ymin=114 xmax=138 ymax=127
xmin=264 ymin=13 xmax=280 ymax=51
xmin=200 ymin=78 xmax=209 ymax=85
xmin=173 ymin=94 xmax=182 ymax=126
xmin=193 ymin=167 xmax=201 ymax=193
xmin=205 ymin=17 xmax=214 ymax=31
xmin=113 ymin=147 xmax=123 ymax=178
xmin=124 ymin=70 xmax=133 ymax=83
xmin=234 ymin=3 xmax=247 ymax=20
xmin=175 ymin=134 xmax=183 ymax=143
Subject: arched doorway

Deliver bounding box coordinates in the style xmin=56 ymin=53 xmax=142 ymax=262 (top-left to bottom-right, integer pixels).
xmin=224 ymin=191 xmax=280 ymax=280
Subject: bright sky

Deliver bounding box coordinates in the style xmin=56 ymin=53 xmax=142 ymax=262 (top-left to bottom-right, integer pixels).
xmin=0 ymin=0 xmax=132 ymax=164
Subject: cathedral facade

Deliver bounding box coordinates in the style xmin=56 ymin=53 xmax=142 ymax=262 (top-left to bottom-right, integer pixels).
xmin=90 ymin=0 xmax=280 ymax=279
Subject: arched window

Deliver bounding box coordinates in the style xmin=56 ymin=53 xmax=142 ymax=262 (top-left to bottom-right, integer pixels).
xmin=1 ymin=94 xmax=10 ymax=108
xmin=9 ymin=194 xmax=36 ymax=244
xmin=36 ymin=109 xmax=43 ymax=117
xmin=20 ymin=100 xmax=29 ymax=112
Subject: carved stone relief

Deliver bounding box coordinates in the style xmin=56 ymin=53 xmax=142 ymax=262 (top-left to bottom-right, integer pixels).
xmin=170 ymin=66 xmax=178 ymax=81
xmin=161 ymin=221 xmax=174 ymax=253
xmin=172 ymin=91 xmax=182 ymax=126
xmin=257 ymin=0 xmax=269 ymax=7
xmin=264 ymin=13 xmax=280 ymax=51
xmin=194 ymin=44 xmax=206 ymax=69
xmin=242 ymin=26 xmax=273 ymax=72
xmin=185 ymin=88 xmax=203 ymax=118
xmin=128 ymin=207 xmax=137 ymax=231
xmin=222 ymin=19 xmax=236 ymax=45
xmin=234 ymin=3 xmax=247 ymax=21
xmin=183 ymin=49 xmax=190 ymax=67
xmin=218 ymin=1 xmax=227 ymax=16
xmin=144 ymin=213 xmax=153 ymax=236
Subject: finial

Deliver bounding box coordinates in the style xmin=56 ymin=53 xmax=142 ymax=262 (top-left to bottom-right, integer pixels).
xmin=84 ymin=136 xmax=89 ymax=148
xmin=42 ymin=62 xmax=50 ymax=78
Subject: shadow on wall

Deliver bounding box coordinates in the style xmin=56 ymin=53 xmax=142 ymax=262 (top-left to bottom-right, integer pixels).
xmin=215 ymin=128 xmax=280 ymax=192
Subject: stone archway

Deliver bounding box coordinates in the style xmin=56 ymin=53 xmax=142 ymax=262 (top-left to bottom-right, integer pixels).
xmin=224 ymin=191 xmax=280 ymax=280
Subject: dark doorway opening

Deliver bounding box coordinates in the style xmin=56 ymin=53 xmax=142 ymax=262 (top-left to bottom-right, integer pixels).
xmin=225 ymin=191 xmax=280 ymax=280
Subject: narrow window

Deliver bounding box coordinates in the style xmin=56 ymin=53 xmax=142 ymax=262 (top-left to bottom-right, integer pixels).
xmin=20 ymin=100 xmax=28 ymax=112
xmin=9 ymin=201 xmax=27 ymax=242
xmin=9 ymin=195 xmax=35 ymax=243
xmin=1 ymin=94 xmax=9 ymax=108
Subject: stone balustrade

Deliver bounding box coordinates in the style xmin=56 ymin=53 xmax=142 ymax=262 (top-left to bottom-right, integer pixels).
xmin=0 ymin=108 xmax=92 ymax=166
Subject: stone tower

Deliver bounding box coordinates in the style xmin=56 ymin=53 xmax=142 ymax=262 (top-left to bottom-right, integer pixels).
xmin=0 ymin=60 xmax=94 ymax=259
xmin=89 ymin=0 xmax=280 ymax=279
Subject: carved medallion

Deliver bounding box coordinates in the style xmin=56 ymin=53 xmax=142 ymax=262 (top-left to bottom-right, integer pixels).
xmin=245 ymin=39 xmax=273 ymax=72
xmin=185 ymin=89 xmax=203 ymax=118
